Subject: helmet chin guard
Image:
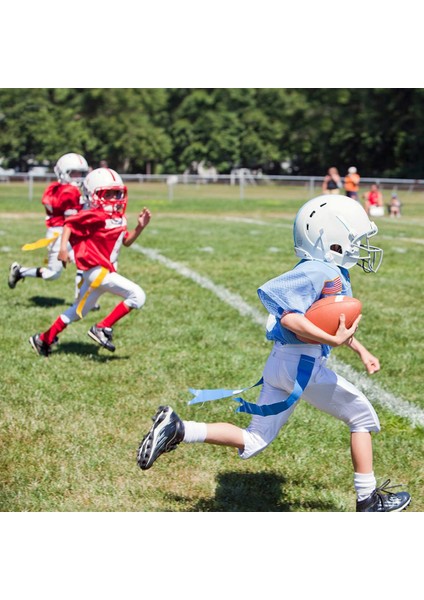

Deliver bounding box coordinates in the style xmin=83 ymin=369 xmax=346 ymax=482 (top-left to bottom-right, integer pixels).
xmin=293 ymin=194 xmax=383 ymax=273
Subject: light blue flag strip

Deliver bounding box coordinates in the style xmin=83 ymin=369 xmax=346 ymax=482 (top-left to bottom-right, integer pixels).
xmin=188 ymin=354 xmax=315 ymax=416
xmin=235 ymin=355 xmax=315 ymax=416
xmin=188 ymin=379 xmax=264 ymax=404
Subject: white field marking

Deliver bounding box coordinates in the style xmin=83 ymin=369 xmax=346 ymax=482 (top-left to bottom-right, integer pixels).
xmin=380 ymin=235 xmax=424 ymax=245
xmin=132 ymin=245 xmax=267 ymax=326
xmin=222 ymin=216 xmax=292 ymax=229
xmin=132 ymin=244 xmax=424 ymax=428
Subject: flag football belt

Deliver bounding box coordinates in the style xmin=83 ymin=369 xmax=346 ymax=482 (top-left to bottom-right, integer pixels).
xmin=76 ymin=267 xmax=109 ymax=318
xmin=188 ymin=354 xmax=315 ymax=416
xmin=22 ymin=232 xmax=59 ymax=251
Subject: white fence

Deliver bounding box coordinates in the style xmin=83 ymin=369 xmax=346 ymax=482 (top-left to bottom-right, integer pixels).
xmin=2 ymin=171 xmax=424 ymax=201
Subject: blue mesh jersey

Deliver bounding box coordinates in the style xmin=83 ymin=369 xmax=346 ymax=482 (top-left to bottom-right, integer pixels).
xmin=257 ymin=259 xmax=353 ymax=356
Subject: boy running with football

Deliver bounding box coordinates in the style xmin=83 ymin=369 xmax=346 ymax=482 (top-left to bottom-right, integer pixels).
xmin=29 ymin=167 xmax=151 ymax=357
xmin=136 ymin=194 xmax=411 ymax=512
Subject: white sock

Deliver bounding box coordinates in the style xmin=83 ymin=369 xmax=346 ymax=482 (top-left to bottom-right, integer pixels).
xmin=20 ymin=266 xmax=38 ymax=278
xmin=354 ymin=471 xmax=376 ymax=502
xmin=183 ymin=421 xmax=207 ymax=443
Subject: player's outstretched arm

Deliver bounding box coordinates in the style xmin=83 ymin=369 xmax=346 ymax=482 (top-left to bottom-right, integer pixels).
xmin=123 ymin=207 xmax=151 ymax=247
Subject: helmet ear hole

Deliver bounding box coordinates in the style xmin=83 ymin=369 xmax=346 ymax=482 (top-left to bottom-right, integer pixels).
xmin=293 ymin=194 xmax=383 ymax=272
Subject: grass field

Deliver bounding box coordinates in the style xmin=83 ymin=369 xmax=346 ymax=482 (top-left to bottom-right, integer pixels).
xmin=1 ymin=181 xmax=423 ymax=512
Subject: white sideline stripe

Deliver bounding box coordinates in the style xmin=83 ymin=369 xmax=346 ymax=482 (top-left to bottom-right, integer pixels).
xmin=380 ymin=235 xmax=424 ymax=246
xmin=134 ymin=245 xmax=266 ymax=324
xmin=132 ymin=244 xmax=424 ymax=428
xmin=222 ymin=216 xmax=293 ymax=228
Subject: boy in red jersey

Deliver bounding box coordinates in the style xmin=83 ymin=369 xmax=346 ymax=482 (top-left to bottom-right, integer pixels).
xmin=29 ymin=167 xmax=151 ymax=356
xmin=8 ymin=153 xmax=89 ymax=300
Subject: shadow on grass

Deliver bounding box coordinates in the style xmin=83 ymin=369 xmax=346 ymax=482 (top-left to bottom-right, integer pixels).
xmin=29 ymin=295 xmax=69 ymax=308
xmin=54 ymin=341 xmax=130 ymax=361
xmin=168 ymin=471 xmax=341 ymax=512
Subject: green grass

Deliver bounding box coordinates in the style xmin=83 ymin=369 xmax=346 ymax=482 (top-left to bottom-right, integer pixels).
xmin=1 ymin=182 xmax=423 ymax=512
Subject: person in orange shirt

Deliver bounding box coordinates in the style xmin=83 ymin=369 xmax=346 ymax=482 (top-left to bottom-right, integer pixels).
xmin=344 ymin=166 xmax=360 ymax=200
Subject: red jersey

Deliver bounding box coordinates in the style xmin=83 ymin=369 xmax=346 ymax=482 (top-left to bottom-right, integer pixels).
xmin=64 ymin=209 xmax=128 ymax=272
xmin=42 ymin=182 xmax=82 ymax=227
xmin=366 ymin=190 xmax=381 ymax=206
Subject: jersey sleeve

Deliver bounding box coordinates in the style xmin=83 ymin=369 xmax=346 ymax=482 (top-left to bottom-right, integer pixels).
xmin=57 ymin=185 xmax=82 ymax=216
xmin=41 ymin=183 xmax=61 ymax=213
xmin=257 ymin=263 xmax=327 ymax=317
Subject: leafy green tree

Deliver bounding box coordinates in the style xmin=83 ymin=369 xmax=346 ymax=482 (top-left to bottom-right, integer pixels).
xmin=0 ymin=88 xmax=90 ymax=170
xmin=1 ymin=87 xmax=424 ymax=177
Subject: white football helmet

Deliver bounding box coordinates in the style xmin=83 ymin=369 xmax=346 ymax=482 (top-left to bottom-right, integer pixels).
xmin=54 ymin=153 xmax=89 ymax=186
xmin=293 ymin=194 xmax=383 ymax=273
xmin=82 ymin=168 xmax=128 ymax=217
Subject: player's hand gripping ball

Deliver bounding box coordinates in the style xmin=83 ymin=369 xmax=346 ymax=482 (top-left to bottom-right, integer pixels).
xmin=297 ymin=295 xmax=362 ymax=343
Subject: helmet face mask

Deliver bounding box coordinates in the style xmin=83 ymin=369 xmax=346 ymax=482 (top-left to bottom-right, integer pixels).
xmin=82 ymin=168 xmax=127 ymax=218
xmin=351 ymin=235 xmax=383 ymax=273
xmin=54 ymin=153 xmax=89 ymax=187
xmin=293 ymin=194 xmax=383 ymax=273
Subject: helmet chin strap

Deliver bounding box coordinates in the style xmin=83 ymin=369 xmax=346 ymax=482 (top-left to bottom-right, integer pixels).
xmin=318 ymin=228 xmax=334 ymax=263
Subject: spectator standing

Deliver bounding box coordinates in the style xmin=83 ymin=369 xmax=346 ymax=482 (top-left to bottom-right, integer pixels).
xmin=322 ymin=167 xmax=342 ymax=194
xmin=344 ymin=166 xmax=360 ymax=200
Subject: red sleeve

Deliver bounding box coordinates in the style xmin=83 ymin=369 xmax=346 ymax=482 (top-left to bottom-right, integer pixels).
xmin=56 ymin=185 xmax=82 ymax=215
xmin=41 ymin=182 xmax=62 ymax=212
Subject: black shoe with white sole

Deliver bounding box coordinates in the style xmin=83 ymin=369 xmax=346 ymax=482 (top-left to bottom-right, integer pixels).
xmin=29 ymin=333 xmax=51 ymax=357
xmin=356 ymin=479 xmax=411 ymax=512
xmin=8 ymin=262 xmax=23 ymax=289
xmin=87 ymin=325 xmax=115 ymax=352
xmin=137 ymin=406 xmax=185 ymax=470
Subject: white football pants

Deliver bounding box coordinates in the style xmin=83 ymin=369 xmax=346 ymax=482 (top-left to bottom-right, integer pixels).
xmin=61 ymin=265 xmax=146 ymax=323
xmin=43 ymin=226 xmax=75 ymax=280
xmin=240 ymin=342 xmax=380 ymax=459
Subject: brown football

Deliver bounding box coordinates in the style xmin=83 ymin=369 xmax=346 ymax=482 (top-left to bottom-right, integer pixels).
xmin=297 ymin=295 xmax=362 ymax=343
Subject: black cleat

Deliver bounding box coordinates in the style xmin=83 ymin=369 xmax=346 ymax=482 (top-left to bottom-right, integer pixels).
xmin=8 ymin=262 xmax=23 ymax=289
xmin=87 ymin=325 xmax=115 ymax=352
xmin=356 ymin=479 xmax=411 ymax=512
xmin=137 ymin=406 xmax=185 ymax=470
xmin=29 ymin=333 xmax=52 ymax=357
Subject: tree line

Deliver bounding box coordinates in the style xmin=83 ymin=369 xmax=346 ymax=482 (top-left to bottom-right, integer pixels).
xmin=0 ymin=88 xmax=423 ymax=178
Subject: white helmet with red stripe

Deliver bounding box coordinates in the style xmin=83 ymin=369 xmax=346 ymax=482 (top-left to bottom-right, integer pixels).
xmin=54 ymin=153 xmax=89 ymax=186
xmin=82 ymin=167 xmax=128 ymax=217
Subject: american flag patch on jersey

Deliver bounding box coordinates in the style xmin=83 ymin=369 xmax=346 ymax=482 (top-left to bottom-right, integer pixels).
xmin=321 ymin=277 xmax=343 ymax=295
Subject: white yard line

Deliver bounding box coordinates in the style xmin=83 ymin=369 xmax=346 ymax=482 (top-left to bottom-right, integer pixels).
xmin=132 ymin=244 xmax=424 ymax=428
xmin=380 ymin=235 xmax=424 ymax=245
